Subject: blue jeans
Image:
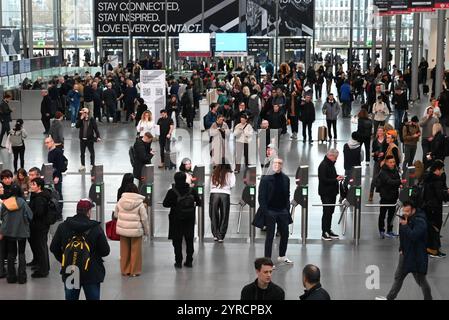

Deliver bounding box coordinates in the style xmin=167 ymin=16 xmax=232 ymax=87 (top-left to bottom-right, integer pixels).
xmin=394 ymin=109 xmax=405 ymax=131
xmin=70 ymin=104 xmax=80 ymax=124
xmin=65 ymin=283 xmax=101 ymax=300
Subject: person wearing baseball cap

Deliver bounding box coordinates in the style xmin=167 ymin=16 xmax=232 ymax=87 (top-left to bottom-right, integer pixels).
xmin=50 ymin=198 xmax=110 ymax=300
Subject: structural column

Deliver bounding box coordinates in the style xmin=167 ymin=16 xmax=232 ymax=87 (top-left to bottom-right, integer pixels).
xmin=411 ymin=13 xmax=420 ymax=101
xmin=395 ymin=15 xmax=401 ymax=69
xmin=435 ymin=10 xmax=446 ymax=98
xmin=371 ymin=14 xmax=377 ymax=69
xmin=27 ymin=0 xmax=33 ymax=58
xmin=349 ymin=0 xmax=354 ymax=67
xmin=381 ymin=16 xmax=388 ymax=69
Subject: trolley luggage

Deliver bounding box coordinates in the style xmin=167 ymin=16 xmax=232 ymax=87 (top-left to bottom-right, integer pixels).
xmin=318 ymin=126 xmax=328 ymax=143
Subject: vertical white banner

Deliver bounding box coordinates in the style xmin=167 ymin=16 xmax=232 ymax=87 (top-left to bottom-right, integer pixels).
xmin=140 ymin=69 xmax=166 ymax=118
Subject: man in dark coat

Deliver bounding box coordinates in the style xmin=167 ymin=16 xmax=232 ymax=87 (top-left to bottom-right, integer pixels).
xmin=162 ymin=172 xmax=200 ymax=268
xmin=75 ymin=108 xmax=101 ymax=172
xmin=40 ymin=90 xmax=53 ymax=134
xmin=50 ymin=199 xmax=110 ymax=300
xmin=318 ymin=149 xmax=344 ymax=241
xmin=102 ymin=82 xmax=118 ymax=123
xmin=377 ymin=201 xmax=432 ymax=300
xmin=423 ymin=160 xmax=449 ymax=258
xmin=133 ymin=132 xmax=154 ymax=180
xmin=28 ymin=177 xmax=51 ymax=278
xmin=258 ymin=158 xmax=293 ymax=264
xmin=299 ymin=94 xmax=315 ymax=143
xmin=377 ymin=155 xmax=403 ymax=239
xmin=300 ymin=264 xmax=331 ymax=300
xmin=241 ymin=257 xmax=285 ymax=300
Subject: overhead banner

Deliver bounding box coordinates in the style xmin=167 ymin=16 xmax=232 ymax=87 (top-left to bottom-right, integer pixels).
xmin=248 ymin=38 xmax=270 ymax=53
xmin=247 ymin=0 xmax=314 ymax=37
xmin=390 ymin=0 xmax=410 ymax=13
xmin=95 ymin=0 xmax=239 ymax=37
xmin=284 ymin=38 xmax=307 ymax=50
xmin=0 ymin=29 xmax=20 ymax=56
xmin=101 ymin=38 xmax=124 ymax=50
xmin=137 ymin=39 xmax=160 ymax=51
xmin=374 ymin=0 xmax=391 ymax=15
xmin=435 ymin=0 xmax=449 ymax=8
xmin=409 ymin=0 xmax=435 ymax=12
xmin=140 ymin=69 xmax=166 ymax=118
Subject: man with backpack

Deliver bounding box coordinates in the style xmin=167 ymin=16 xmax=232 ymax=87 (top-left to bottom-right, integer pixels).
xmin=28 ymin=178 xmax=52 ymax=278
xmin=50 ymin=199 xmax=110 ymax=300
xmin=163 ymin=172 xmax=200 ymax=268
xmin=422 ymin=160 xmax=449 ymax=258
xmin=132 ymin=132 xmax=154 ymax=182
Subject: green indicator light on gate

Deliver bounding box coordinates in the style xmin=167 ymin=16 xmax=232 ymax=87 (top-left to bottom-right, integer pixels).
xmin=409 ymin=189 xmax=413 ymax=197
xmin=302 ymin=187 xmax=308 ymax=196
xmin=355 ymin=187 xmax=361 ymax=197
xmin=147 ymin=186 xmax=152 ymax=194
xmin=198 ymin=187 xmax=203 ymax=195
xmin=250 ymin=187 xmax=255 ymax=196
xmin=96 ymin=185 xmax=101 ymax=193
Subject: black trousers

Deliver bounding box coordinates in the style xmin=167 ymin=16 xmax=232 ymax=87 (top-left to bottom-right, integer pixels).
xmin=125 ymin=103 xmax=134 ymax=121
xmin=29 ymin=227 xmax=50 ymax=274
xmin=12 ymin=145 xmax=25 ymax=172
xmin=264 ymin=210 xmax=290 ymax=258
xmin=425 ymin=206 xmax=442 ymax=251
xmin=326 ymin=120 xmax=337 ymax=139
xmin=209 ymin=193 xmax=230 ymax=240
xmin=80 ymin=140 xmax=95 ymax=166
xmin=41 ymin=117 xmax=51 ymax=133
xmin=0 ymin=239 xmax=6 ymax=275
xmin=422 ymin=139 xmax=431 ymax=161
xmin=289 ymin=115 xmax=298 ymax=133
xmin=315 ymin=84 xmax=323 ymax=99
xmin=326 ymin=80 xmax=332 ymax=95
xmin=321 ymin=195 xmax=337 ymax=234
xmin=360 ymin=137 xmax=371 ymax=162
xmin=172 ymin=223 xmax=194 ymax=264
xmin=0 ymin=120 xmax=10 ymax=146
xmin=302 ymin=122 xmax=313 ymax=141
xmin=379 ymin=199 xmax=396 ymax=233
xmin=235 ymin=142 xmax=249 ymax=172
xmin=159 ymin=137 xmax=170 ymax=163
xmin=6 ymin=238 xmax=26 ymax=280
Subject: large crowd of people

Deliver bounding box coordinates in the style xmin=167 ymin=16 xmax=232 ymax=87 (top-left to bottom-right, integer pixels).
xmin=0 ymin=53 xmax=449 ymax=300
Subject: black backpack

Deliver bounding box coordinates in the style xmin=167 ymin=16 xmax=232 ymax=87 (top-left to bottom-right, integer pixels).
xmin=172 ymin=188 xmax=196 ymax=220
xmin=61 ymin=155 xmax=68 ymax=173
xmin=129 ymin=145 xmax=136 ymax=167
xmin=62 ymin=229 xmax=92 ymax=277
xmin=409 ymin=182 xmax=427 ymax=209
xmin=45 ymin=187 xmax=62 ymax=225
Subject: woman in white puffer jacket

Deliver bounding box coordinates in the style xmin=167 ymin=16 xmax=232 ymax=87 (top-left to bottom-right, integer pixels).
xmin=114 ymin=183 xmax=149 ymax=277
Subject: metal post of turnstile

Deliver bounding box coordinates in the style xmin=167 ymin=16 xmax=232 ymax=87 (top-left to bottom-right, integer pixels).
xmin=297 ymin=166 xmax=309 ymax=245
xmin=141 ymin=164 xmax=154 ymax=239
xmin=193 ymin=165 xmax=205 ymax=242
xmin=88 ymin=165 xmax=105 ymax=229
xmin=352 ymin=166 xmax=362 ymax=246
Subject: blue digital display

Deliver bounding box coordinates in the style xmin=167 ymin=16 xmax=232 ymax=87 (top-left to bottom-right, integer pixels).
xmin=215 ymin=33 xmax=247 ymax=52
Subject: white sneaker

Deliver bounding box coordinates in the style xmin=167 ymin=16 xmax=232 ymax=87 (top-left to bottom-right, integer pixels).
xmin=71 ymin=123 xmax=76 ymax=128
xmin=79 ymin=165 xmax=86 ymax=172
xmin=375 ymin=296 xmax=387 ymax=300
xmin=277 ymin=256 xmax=293 ymax=265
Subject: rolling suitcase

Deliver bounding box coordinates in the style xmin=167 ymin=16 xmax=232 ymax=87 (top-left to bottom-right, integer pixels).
xmin=318 ymin=126 xmax=328 ymax=143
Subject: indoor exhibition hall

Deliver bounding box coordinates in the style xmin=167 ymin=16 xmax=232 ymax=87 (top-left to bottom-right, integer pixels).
xmin=1 ymin=0 xmax=449 ymax=304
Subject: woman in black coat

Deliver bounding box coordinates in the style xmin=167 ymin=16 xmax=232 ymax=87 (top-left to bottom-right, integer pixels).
xmin=357 ymin=109 xmax=373 ymax=164
xmin=429 ymin=123 xmax=446 ymax=166
xmin=163 ymin=172 xmax=200 ymax=268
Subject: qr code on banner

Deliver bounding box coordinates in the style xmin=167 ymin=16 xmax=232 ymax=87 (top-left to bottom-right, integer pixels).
xmin=142 ymin=87 xmax=151 ymax=96
xmin=156 ymin=88 xmax=164 ymax=96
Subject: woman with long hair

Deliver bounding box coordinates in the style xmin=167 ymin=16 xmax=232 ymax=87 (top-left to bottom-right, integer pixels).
xmin=209 ymin=164 xmax=235 ymax=242
xmin=179 ymin=158 xmax=194 ymax=186
xmin=9 ymin=119 xmax=27 ymax=173
xmin=14 ymin=168 xmax=29 ymax=197
xmin=136 ymin=110 xmax=155 ymax=138
xmin=117 ymin=173 xmax=135 ymax=201
xmin=428 ymin=123 xmax=446 ymax=166
xmin=369 ymin=126 xmax=388 ymax=202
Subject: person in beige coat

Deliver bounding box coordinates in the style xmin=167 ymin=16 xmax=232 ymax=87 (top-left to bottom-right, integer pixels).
xmin=114 ymin=183 xmax=149 ymax=277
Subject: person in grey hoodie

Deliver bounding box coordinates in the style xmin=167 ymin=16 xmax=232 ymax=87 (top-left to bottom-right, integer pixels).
xmin=48 ymin=111 xmax=65 ymax=150
xmin=322 ymin=93 xmax=341 ymax=141
xmin=0 ymin=184 xmax=33 ymax=284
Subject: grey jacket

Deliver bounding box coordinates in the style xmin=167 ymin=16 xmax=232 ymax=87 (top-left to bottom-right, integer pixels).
xmin=322 ymin=100 xmax=341 ymax=121
xmin=419 ymin=116 xmax=439 ymax=139
xmin=0 ymin=197 xmax=33 ymax=239
xmin=49 ymin=119 xmax=64 ymax=145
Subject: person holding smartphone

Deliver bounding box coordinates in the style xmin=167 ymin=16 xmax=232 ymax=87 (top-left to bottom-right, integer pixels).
xmin=75 ymin=108 xmax=101 ymax=172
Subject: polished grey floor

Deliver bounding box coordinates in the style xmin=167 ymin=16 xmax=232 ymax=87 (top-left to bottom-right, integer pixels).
xmin=0 ymin=92 xmax=448 ymax=300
